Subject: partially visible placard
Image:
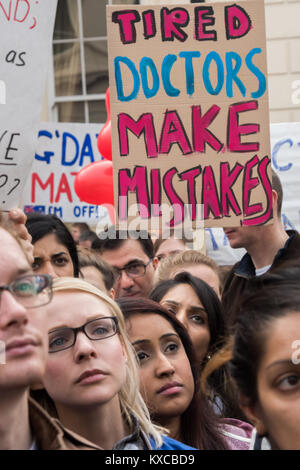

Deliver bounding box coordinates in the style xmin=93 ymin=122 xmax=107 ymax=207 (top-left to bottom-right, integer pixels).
xmin=0 ymin=0 xmax=57 ymax=209
xmin=107 ymin=0 xmax=272 ymax=230
xmin=21 ymin=122 xmax=110 ymax=225
xmin=207 ymin=121 xmax=300 ymax=265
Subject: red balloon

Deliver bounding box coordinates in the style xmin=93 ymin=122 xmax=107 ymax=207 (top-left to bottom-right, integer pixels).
xmin=74 ymin=160 xmax=115 ymax=223
xmin=97 ymin=88 xmax=112 ymax=161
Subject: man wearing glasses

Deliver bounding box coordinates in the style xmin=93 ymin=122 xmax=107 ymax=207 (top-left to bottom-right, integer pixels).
xmin=98 ymin=230 xmax=158 ymax=299
xmin=0 ymin=225 xmax=99 ymax=449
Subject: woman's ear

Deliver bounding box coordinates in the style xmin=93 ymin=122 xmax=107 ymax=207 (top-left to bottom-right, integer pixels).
xmin=109 ymin=287 xmax=115 ymax=299
xmin=239 ymin=394 xmax=267 ymax=436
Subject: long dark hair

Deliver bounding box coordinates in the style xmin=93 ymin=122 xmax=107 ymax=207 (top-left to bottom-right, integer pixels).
xmin=118 ymin=297 xmax=228 ymax=450
xmin=26 ymin=213 xmax=79 ymax=277
xmin=150 ymin=272 xmax=243 ymax=420
xmin=230 ymin=268 xmax=300 ymax=404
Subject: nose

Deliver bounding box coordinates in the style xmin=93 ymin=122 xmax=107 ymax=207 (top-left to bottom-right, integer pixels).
xmin=155 ymin=351 xmax=175 ymax=377
xmin=176 ymin=309 xmax=189 ymax=331
xmin=73 ymin=332 xmax=97 ymax=363
xmin=120 ymin=270 xmax=135 ymax=290
xmin=0 ymin=290 xmax=29 ymax=329
xmin=37 ymin=262 xmax=58 ymax=279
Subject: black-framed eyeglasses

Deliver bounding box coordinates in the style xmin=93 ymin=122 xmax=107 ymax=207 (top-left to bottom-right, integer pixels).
xmin=114 ymin=259 xmax=153 ymax=280
xmin=0 ymin=274 xmax=53 ymax=308
xmin=48 ymin=316 xmax=119 ymax=353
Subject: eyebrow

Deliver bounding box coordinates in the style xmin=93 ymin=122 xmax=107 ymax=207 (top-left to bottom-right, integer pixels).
xmin=266 ymin=359 xmax=299 ymax=370
xmin=122 ymin=259 xmax=146 ymax=268
xmin=49 ymin=315 xmax=110 ymax=332
xmin=52 ymin=252 xmax=69 ymax=258
xmin=162 ymin=300 xmax=206 ymax=313
xmin=132 ymin=333 xmax=179 ymax=346
xmin=34 ymin=252 xmax=68 ymax=261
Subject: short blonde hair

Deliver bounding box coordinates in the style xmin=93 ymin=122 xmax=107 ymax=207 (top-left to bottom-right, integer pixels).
xmin=155 ymin=249 xmax=221 ymax=293
xmin=51 ymin=277 xmax=163 ymax=447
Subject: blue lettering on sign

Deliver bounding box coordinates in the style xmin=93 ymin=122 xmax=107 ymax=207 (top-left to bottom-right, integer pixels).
xmin=115 ymin=56 xmax=140 ymax=101
xmin=62 ymin=132 xmax=79 ymax=166
xmin=205 ymin=228 xmax=219 ymax=250
xmin=282 ymin=213 xmax=295 ymax=230
xmin=202 ymin=51 xmax=224 ymax=96
xmin=226 ymin=51 xmax=245 ymax=98
xmin=79 ymin=134 xmax=95 ymax=166
xmin=35 ymin=129 xmax=98 ymax=167
xmin=245 ymin=48 xmax=266 ymax=99
xmin=161 ymin=54 xmax=180 ymax=97
xmin=179 ymin=51 xmax=201 ymax=96
xmin=35 ymin=130 xmax=54 ymax=164
xmin=140 ymin=57 xmax=160 ymax=99
xmin=272 ymin=139 xmax=293 ymax=172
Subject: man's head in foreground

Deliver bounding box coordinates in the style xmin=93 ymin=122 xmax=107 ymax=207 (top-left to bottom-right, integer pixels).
xmin=0 ymin=226 xmax=50 ymax=391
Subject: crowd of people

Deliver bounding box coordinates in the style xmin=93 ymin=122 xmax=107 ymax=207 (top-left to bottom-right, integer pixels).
xmin=0 ymin=170 xmax=300 ymax=450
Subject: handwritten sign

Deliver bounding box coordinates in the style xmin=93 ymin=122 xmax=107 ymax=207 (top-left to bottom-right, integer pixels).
xmin=107 ymin=1 xmax=272 ymax=229
xmin=21 ymin=122 xmax=111 ymax=224
xmin=207 ymin=122 xmax=300 ymax=265
xmin=0 ymin=0 xmax=57 ymax=209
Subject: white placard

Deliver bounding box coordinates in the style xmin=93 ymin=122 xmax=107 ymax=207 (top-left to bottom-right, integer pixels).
xmin=0 ymin=0 xmax=57 ymax=209
xmin=21 ymin=122 xmax=110 ymax=225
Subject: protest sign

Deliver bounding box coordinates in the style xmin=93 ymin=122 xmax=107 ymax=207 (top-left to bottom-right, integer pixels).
xmin=107 ymin=0 xmax=272 ymax=230
xmin=206 ymin=121 xmax=300 ymax=265
xmin=21 ymin=122 xmax=111 ymax=225
xmin=0 ymin=0 xmax=57 ymax=210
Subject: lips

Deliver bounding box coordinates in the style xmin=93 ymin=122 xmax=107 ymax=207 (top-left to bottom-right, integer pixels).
xmin=5 ymin=337 xmax=38 ymax=357
xmin=157 ymin=381 xmax=183 ymax=395
xmin=75 ymin=369 xmax=107 ymax=384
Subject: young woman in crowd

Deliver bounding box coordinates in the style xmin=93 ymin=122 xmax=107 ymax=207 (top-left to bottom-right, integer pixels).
xmin=32 ymin=277 xmax=194 ymax=450
xmin=201 ymin=268 xmax=300 ymax=450
xmin=118 ymin=297 xmax=252 ymax=450
xmin=26 ymin=213 xmax=79 ymax=278
xmin=149 ymin=272 xmax=242 ymax=418
xmin=154 ymin=250 xmax=222 ymax=298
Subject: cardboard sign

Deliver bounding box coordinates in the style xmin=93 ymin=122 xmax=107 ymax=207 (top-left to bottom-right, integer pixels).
xmin=107 ymin=0 xmax=272 ymax=229
xmin=207 ymin=122 xmax=300 ymax=265
xmin=21 ymin=122 xmax=111 ymax=225
xmin=0 ymin=0 xmax=57 ymax=210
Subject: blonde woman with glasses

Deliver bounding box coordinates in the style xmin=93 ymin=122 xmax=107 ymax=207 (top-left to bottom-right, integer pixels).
xmin=32 ymin=277 xmax=195 ymax=450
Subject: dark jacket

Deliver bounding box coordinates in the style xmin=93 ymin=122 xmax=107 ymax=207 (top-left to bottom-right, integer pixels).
xmin=222 ymin=230 xmax=300 ymax=325
xmin=29 ymin=398 xmax=101 ymax=450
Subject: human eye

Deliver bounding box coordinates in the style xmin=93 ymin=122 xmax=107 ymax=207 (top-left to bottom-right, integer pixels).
xmin=127 ymin=263 xmax=143 ymax=275
xmin=90 ymin=320 xmax=113 ymax=338
xmin=49 ymin=332 xmax=70 ymax=352
xmin=190 ymin=314 xmax=205 ymax=325
xmin=165 ymin=341 xmax=179 ymax=354
xmin=13 ymin=277 xmax=36 ymax=297
xmin=53 ymin=256 xmax=69 ymax=266
xmin=163 ymin=303 xmax=178 ymax=315
xmin=32 ymin=258 xmax=42 ymax=272
xmin=135 ymin=350 xmax=149 ymax=363
xmin=277 ymin=374 xmax=300 ymax=392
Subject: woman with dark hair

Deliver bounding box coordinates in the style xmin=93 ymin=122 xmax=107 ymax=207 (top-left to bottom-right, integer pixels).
xmin=149 ymin=272 xmax=241 ymax=418
xmin=118 ymin=297 xmax=252 ymax=450
xmin=26 ymin=213 xmax=79 ymax=278
xmin=151 ymin=272 xmax=225 ymax=364
xmin=201 ymin=267 xmax=300 ymax=450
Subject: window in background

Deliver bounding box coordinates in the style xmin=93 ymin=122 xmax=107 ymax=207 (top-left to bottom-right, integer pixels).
xmin=51 ymin=0 xmax=139 ymax=124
